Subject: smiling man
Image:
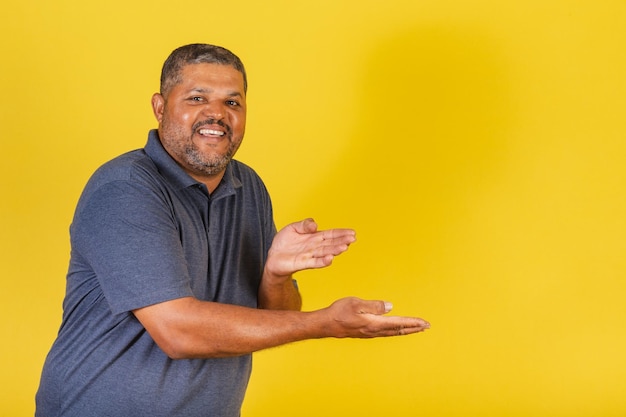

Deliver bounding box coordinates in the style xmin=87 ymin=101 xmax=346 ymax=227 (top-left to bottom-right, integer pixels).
xmin=35 ymin=44 xmax=430 ymax=417
xmin=153 ymin=59 xmax=247 ymax=191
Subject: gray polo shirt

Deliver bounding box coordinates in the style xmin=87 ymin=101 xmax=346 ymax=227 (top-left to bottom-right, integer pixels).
xmin=36 ymin=129 xmax=276 ymax=417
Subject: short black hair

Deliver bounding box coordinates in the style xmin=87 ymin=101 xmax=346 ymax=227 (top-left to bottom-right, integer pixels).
xmin=160 ymin=43 xmax=247 ymax=96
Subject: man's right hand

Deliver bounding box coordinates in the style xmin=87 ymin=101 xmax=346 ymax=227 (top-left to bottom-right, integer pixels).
xmin=319 ymin=297 xmax=430 ymax=338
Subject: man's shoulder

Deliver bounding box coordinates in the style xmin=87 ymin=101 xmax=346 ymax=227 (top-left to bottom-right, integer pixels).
xmin=85 ymin=148 xmax=163 ymax=187
xmin=76 ymin=148 xmax=165 ymax=202
xmin=95 ymin=148 xmax=154 ymax=180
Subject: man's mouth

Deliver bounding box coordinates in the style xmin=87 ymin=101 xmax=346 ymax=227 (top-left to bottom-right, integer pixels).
xmin=198 ymin=128 xmax=225 ymax=136
xmin=194 ymin=118 xmax=231 ymax=138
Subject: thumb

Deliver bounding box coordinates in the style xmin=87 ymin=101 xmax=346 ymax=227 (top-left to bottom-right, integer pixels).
xmin=296 ymin=218 xmax=318 ymax=234
xmin=360 ymin=299 xmax=393 ymax=315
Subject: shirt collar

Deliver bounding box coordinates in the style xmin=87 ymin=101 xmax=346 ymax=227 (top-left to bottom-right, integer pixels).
xmin=144 ymin=129 xmax=242 ymax=197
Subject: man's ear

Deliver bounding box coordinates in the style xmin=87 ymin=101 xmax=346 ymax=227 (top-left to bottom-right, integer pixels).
xmin=151 ymin=93 xmax=165 ymax=123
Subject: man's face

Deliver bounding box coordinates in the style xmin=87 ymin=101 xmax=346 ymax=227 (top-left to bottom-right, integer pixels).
xmin=152 ymin=63 xmax=247 ymax=181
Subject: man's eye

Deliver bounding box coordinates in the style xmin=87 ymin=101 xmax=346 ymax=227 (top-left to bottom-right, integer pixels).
xmin=226 ymin=100 xmax=239 ymax=107
xmin=190 ymin=96 xmax=204 ymax=102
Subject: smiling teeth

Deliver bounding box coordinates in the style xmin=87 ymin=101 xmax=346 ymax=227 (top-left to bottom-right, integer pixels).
xmin=199 ymin=128 xmax=224 ymax=136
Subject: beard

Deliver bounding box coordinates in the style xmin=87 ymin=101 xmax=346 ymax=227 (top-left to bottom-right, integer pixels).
xmin=181 ymin=140 xmax=237 ymax=175
xmin=159 ymin=118 xmax=242 ymax=177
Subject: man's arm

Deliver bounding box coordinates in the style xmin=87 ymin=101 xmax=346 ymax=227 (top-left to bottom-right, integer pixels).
xmin=133 ymin=218 xmax=429 ymax=359
xmin=258 ymin=218 xmax=355 ymax=310
xmin=133 ymin=296 xmax=430 ymax=359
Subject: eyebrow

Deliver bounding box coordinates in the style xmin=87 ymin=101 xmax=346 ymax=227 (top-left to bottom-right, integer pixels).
xmin=189 ymin=87 xmax=243 ymax=97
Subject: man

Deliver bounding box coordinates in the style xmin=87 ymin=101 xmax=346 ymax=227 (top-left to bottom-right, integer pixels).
xmin=36 ymin=43 xmax=430 ymax=417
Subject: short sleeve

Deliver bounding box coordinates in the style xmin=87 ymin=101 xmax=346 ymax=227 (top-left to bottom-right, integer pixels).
xmin=71 ymin=178 xmax=194 ymax=315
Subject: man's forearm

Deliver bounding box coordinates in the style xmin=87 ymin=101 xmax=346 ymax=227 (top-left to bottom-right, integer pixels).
xmin=257 ymin=273 xmax=302 ymax=311
xmin=135 ymin=297 xmax=319 ymax=359
xmin=134 ymin=296 xmax=430 ymax=360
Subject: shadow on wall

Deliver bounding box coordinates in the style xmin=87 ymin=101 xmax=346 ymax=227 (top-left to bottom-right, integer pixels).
xmin=303 ymin=24 xmax=515 ymax=288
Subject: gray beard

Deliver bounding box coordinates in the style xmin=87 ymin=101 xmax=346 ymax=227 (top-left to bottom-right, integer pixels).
xmin=183 ymin=142 xmax=234 ymax=175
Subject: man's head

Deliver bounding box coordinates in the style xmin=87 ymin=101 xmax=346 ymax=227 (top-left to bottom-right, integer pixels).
xmin=160 ymin=43 xmax=248 ymax=98
xmin=151 ymin=44 xmax=247 ymax=189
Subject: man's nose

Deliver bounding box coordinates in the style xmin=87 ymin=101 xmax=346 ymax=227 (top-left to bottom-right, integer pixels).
xmin=202 ymin=101 xmax=224 ymax=120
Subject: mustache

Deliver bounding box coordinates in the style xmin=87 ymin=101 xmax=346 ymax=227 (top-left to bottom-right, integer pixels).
xmin=192 ymin=118 xmax=231 ymax=135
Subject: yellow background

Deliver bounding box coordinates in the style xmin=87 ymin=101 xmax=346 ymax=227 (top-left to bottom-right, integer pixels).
xmin=1 ymin=0 xmax=625 ymax=416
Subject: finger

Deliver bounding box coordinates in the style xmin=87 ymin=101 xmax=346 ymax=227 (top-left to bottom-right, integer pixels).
xmin=387 ymin=316 xmax=431 ymax=330
xmin=316 ymin=233 xmax=356 ymax=253
xmin=320 ymin=228 xmax=356 ymax=241
xmin=306 ymin=254 xmax=335 ymax=269
xmin=310 ymin=242 xmax=351 ymax=259
xmin=376 ymin=325 xmax=429 ymax=337
xmin=306 ymin=233 xmax=355 ymax=258
xmin=368 ymin=316 xmax=431 ymax=336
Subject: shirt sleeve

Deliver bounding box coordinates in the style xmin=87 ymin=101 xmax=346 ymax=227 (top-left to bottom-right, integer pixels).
xmin=71 ymin=178 xmax=194 ymax=315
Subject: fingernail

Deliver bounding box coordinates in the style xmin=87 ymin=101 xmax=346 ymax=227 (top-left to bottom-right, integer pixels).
xmin=384 ymin=301 xmax=393 ymax=313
